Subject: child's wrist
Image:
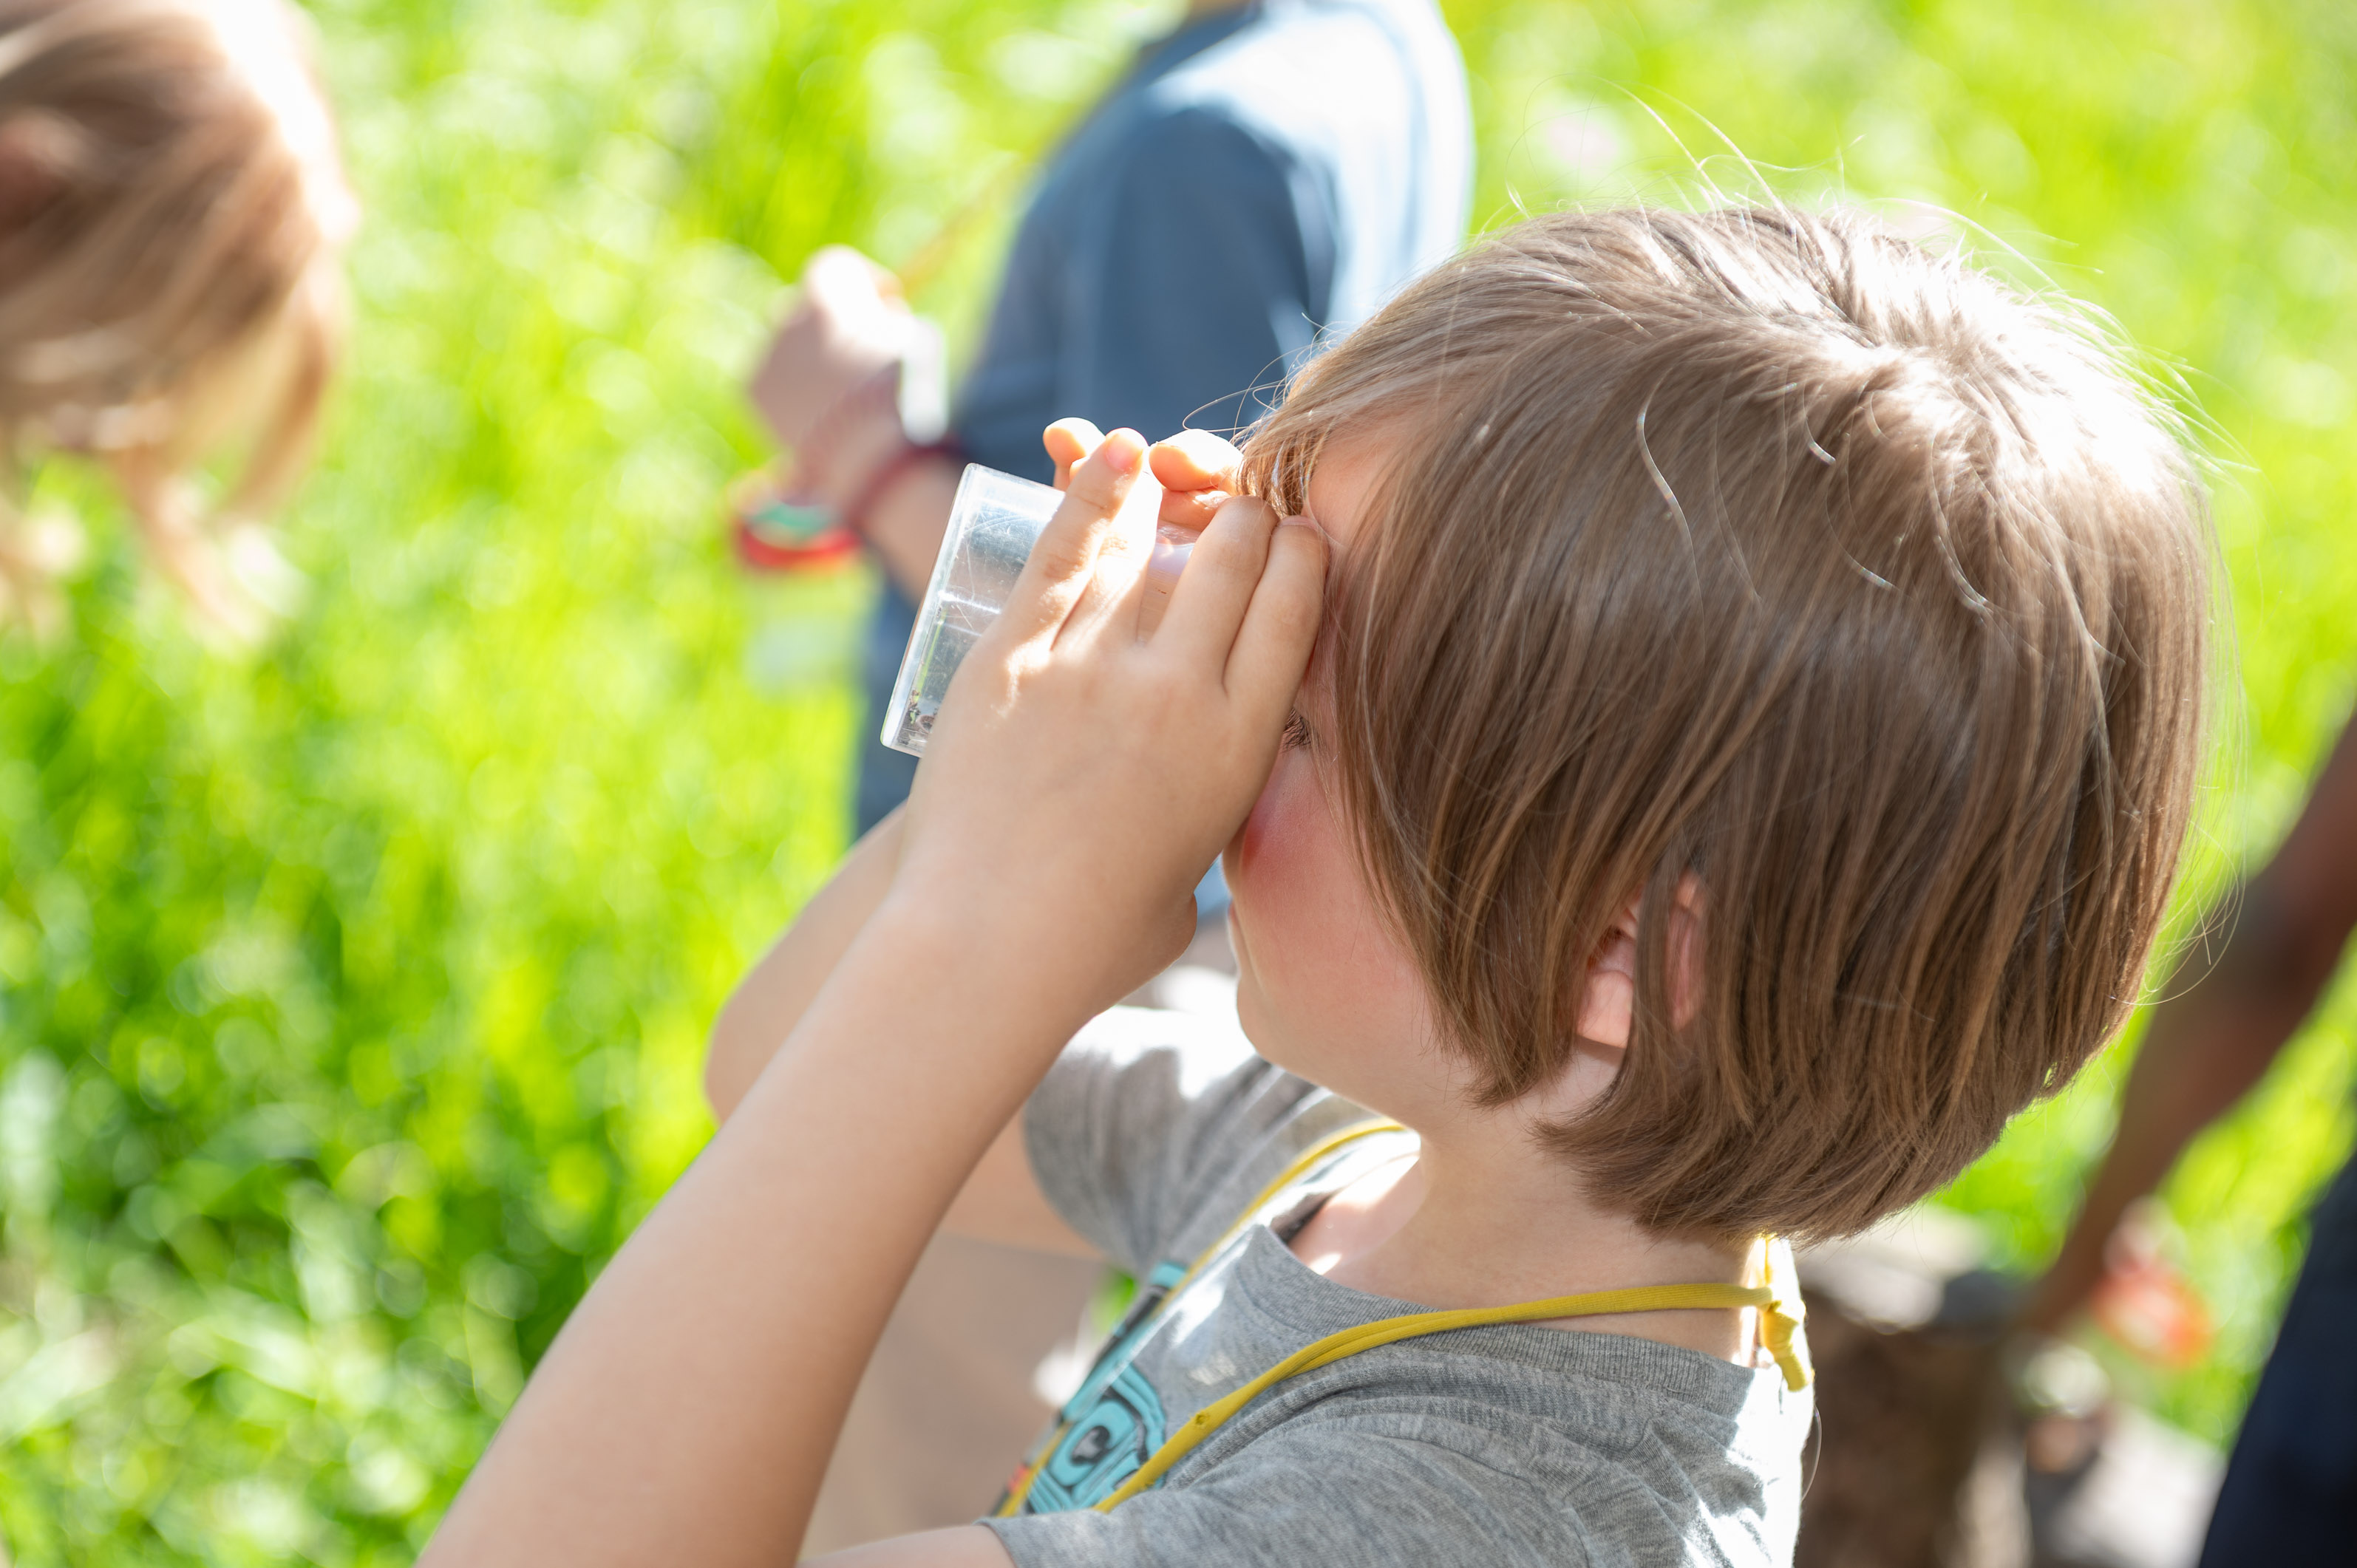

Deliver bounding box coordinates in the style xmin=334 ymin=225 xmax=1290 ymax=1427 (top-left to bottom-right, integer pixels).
xmin=856 ymin=882 xmax=1110 ymax=1054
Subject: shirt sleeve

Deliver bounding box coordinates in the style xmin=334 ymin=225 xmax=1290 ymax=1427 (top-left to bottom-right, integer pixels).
xmin=982 ymin=1419 xmax=1594 ymax=1568
xmin=1057 ymin=103 xmax=1334 ymax=443
xmin=1021 ymin=1007 xmax=1358 ymax=1277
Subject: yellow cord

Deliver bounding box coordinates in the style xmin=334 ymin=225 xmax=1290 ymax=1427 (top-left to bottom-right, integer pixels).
xmin=1160 ymin=1118 xmax=1413 ymax=1301
xmin=999 ymin=1118 xmax=1814 ymax=1517
xmin=996 ymin=1119 xmax=1409 ymax=1516
xmin=1095 ymin=1277 xmax=1807 ymax=1511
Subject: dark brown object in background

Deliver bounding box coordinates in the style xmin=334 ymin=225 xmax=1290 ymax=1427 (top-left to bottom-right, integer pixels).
xmin=1796 ymin=1292 xmax=2027 ymax=1568
xmin=1795 ymin=1212 xmax=2221 ymax=1568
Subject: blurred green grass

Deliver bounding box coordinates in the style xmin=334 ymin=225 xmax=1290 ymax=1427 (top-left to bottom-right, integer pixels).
xmin=0 ymin=0 xmax=2350 ymax=1558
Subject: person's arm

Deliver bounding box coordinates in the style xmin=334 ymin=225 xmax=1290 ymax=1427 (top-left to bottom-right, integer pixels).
xmin=708 ymin=805 xmax=1093 ymax=1256
xmin=706 ymin=808 xmax=904 ymax=1118
xmin=702 ymin=433 xmax=1248 ymax=1260
xmin=2023 ymin=712 xmax=2357 ymax=1332
xmin=710 ymin=820 xmax=1091 ymax=1258
xmin=422 ymin=426 xmax=1324 ymax=1567
xmin=743 ymin=244 xmax=964 ymax=597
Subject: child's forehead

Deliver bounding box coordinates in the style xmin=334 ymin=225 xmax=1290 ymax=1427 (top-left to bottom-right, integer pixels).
xmin=1292 ymin=438 xmax=1394 ymax=711
xmin=1299 ymin=440 xmax=1388 ymax=550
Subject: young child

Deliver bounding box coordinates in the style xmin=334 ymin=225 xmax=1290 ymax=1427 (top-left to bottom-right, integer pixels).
xmin=426 ymin=207 xmax=2211 ymax=1568
xmin=0 ymin=0 xmax=353 ymax=638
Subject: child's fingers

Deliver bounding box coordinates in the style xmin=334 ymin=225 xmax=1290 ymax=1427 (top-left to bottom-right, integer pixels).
xmin=1043 ymin=419 xmax=1104 ymax=492
xmin=1158 ymin=485 xmax=1234 ymax=536
xmin=1148 ymin=431 xmax=1245 ymax=494
xmin=1053 ymin=442 xmax=1165 ymax=648
xmin=997 ymin=429 xmax=1149 ymax=646
xmin=1154 ymin=495 xmax=1280 ymax=668
xmin=1149 ymin=433 xmax=1246 ymax=542
xmin=1222 ymin=518 xmax=1328 ymax=720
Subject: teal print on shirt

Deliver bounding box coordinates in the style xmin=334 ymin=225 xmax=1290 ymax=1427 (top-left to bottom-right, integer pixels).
xmin=1020 ymin=1258 xmax=1186 ymax=1513
xmin=1027 ymin=1361 xmax=1168 ymax=1512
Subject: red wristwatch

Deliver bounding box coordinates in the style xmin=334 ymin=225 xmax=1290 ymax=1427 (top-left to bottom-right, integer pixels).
xmin=727 ymin=440 xmax=965 ymax=575
xmin=727 ymin=471 xmax=860 ymax=573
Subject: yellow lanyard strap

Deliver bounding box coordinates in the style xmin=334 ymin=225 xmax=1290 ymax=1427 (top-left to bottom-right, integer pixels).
xmin=1000 ymin=1118 xmax=1813 ymax=1515
xmin=1095 ymin=1274 xmax=1809 ymax=1511
xmin=1160 ymin=1119 xmax=1415 ymax=1300
xmin=996 ymin=1119 xmax=1415 ymax=1518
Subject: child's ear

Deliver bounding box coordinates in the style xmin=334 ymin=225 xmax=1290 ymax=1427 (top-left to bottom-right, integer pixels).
xmin=1571 ymin=876 xmax=1705 ymax=1049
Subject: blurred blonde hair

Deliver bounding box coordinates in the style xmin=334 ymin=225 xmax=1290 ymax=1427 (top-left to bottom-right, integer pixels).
xmin=0 ymin=0 xmax=354 ymax=637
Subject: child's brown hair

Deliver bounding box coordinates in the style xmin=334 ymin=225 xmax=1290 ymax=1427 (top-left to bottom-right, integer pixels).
xmin=1245 ymin=208 xmax=2210 ymax=1241
xmin=0 ymin=0 xmax=352 ymax=635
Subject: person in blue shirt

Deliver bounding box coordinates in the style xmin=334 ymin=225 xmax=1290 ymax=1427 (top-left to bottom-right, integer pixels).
xmin=747 ymin=0 xmax=1469 ymax=834
xmin=735 ymin=1 xmax=1468 ymax=1548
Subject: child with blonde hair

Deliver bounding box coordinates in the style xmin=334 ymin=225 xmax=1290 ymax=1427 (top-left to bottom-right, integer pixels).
xmin=428 ymin=206 xmax=2211 ymax=1568
xmin=0 ymin=0 xmax=352 ymax=637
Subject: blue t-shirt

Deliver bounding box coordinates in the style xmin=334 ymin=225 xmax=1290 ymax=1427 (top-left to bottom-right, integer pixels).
xmin=860 ymin=0 xmax=1472 ymax=831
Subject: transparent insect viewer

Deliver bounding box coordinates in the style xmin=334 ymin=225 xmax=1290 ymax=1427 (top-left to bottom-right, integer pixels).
xmin=882 ymin=463 xmax=1196 ymax=756
xmin=882 ymin=466 xmax=1059 ymax=756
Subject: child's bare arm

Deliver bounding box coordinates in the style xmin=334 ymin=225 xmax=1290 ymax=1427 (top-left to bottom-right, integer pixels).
xmin=706 ymin=809 xmax=905 ymax=1119
xmin=423 ymin=425 xmax=1322 ymax=1568
xmin=701 ymin=429 xmax=1252 ymax=1252
xmin=707 ymin=814 xmax=1092 ymax=1255
xmin=808 ymin=1528 xmax=1028 ymax=1567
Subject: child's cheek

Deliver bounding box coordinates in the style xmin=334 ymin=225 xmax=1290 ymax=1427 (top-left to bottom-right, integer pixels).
xmin=1231 ymin=754 xmax=1317 ymax=903
xmin=1231 ymin=752 xmax=1384 ymax=1003
xmin=1228 ymin=754 xmax=1441 ymax=1111
xmin=1227 ymin=757 xmax=1339 ymax=1056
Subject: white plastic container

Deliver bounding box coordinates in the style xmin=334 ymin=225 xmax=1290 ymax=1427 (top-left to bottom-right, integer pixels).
xmin=881 ymin=465 xmax=1063 ymax=756
xmin=882 ymin=463 xmax=1203 ymax=757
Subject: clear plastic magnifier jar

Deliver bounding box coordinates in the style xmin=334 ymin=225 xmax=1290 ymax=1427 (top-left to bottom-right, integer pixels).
xmin=882 ymin=463 xmax=1194 ymax=756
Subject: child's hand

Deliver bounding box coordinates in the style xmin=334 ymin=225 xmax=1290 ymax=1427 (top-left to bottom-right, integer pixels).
xmin=892 ymin=421 xmax=1324 ymax=1016
xmin=1047 ymin=424 xmax=1250 ymax=638
xmin=1046 ymin=423 xmax=1244 ymax=536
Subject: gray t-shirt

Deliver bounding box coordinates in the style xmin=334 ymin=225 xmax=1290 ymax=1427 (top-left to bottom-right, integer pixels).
xmin=987 ymin=1006 xmax=1813 ymax=1568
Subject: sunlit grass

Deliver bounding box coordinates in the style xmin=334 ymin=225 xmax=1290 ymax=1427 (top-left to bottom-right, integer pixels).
xmin=0 ymin=0 xmax=2350 ymax=1558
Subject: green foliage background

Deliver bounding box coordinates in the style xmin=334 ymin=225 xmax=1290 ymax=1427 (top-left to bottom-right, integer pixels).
xmin=0 ymin=0 xmax=2350 ymax=1558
